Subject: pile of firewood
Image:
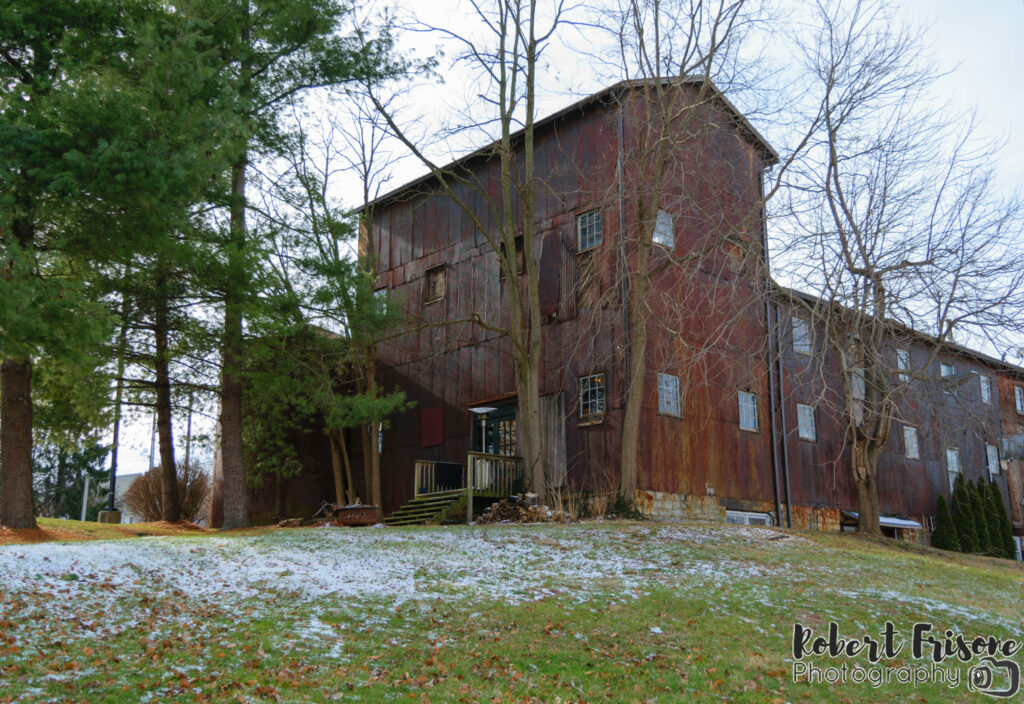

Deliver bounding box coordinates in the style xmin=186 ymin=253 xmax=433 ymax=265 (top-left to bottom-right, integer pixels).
xmin=476 ymin=493 xmax=570 ymax=524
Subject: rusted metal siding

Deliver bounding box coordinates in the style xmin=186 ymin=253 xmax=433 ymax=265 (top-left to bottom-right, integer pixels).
xmin=776 ymin=301 xmax=1009 ymax=521
xmin=368 ymin=84 xmax=777 ymax=515
xmin=996 ymin=374 xmax=1024 ymax=534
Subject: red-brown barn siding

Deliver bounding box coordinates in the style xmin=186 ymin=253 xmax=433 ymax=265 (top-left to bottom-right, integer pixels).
xmin=996 ymin=374 xmax=1024 ymax=535
xmin=367 ymin=82 xmax=775 ymax=517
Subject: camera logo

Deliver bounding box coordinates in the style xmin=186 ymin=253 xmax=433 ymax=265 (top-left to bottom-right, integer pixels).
xmin=968 ymin=657 xmax=1021 ymax=698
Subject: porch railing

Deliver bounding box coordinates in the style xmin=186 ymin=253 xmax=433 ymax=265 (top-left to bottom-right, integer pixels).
xmin=413 ymin=453 xmax=525 ymax=523
xmin=413 ymin=460 xmax=464 ymax=495
xmin=466 ymin=452 xmax=524 ymax=524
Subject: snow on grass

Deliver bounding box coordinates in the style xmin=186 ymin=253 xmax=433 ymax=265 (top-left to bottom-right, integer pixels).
xmin=0 ymin=523 xmax=787 ymax=643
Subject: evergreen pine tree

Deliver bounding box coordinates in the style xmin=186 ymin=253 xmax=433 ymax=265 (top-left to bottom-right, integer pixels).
xmin=978 ymin=480 xmax=1003 ymax=557
xmin=931 ymin=494 xmax=960 ymax=552
xmin=988 ymin=482 xmax=1016 ymax=560
xmin=951 ymin=474 xmax=978 ymax=553
xmin=969 ymin=479 xmax=991 ymax=555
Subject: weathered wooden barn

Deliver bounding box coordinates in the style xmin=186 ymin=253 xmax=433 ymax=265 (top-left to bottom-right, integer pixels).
xmin=361 ymin=78 xmax=782 ymax=525
xmin=212 ymin=79 xmax=1024 ymax=553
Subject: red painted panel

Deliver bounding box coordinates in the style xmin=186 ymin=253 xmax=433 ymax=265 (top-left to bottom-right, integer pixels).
xmin=420 ymin=406 xmax=443 ymax=447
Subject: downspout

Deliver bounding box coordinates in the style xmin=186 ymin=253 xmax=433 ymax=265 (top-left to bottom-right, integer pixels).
xmin=760 ymin=169 xmax=792 ymax=528
xmin=616 ymin=93 xmax=631 ymax=408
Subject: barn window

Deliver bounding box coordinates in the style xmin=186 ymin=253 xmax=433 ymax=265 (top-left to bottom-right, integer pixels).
xmin=979 ymin=375 xmax=992 ymax=404
xmin=579 ymin=373 xmax=606 ymax=421
xmin=945 ymin=447 xmax=960 ymax=491
xmin=652 ymin=209 xmax=675 ymax=247
xmin=896 ymin=348 xmax=910 ymax=382
xmin=903 ymin=425 xmax=919 ymax=460
xmin=792 ymin=317 xmax=811 ymax=356
xmin=941 ymin=362 xmax=955 ymax=395
xmin=796 ymin=403 xmax=816 ymax=441
xmin=657 ymin=373 xmax=680 ymax=417
xmin=1015 ymin=386 xmax=1024 ymax=414
xmin=738 ymin=390 xmax=759 ymax=432
xmin=424 ymin=265 xmax=446 ymax=303
xmin=987 ymin=443 xmax=1000 ymax=478
xmin=577 ymin=209 xmax=602 ymax=251
xmin=499 ymin=235 xmax=524 ymax=279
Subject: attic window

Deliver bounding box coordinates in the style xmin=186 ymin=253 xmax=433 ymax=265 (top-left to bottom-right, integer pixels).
xmin=424 ymin=266 xmax=446 ymax=303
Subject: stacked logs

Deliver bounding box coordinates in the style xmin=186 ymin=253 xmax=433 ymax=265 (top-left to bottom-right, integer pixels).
xmin=476 ymin=493 xmax=570 ymax=524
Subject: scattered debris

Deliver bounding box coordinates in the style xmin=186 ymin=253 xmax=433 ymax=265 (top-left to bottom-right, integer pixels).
xmin=476 ymin=493 xmax=571 ymax=524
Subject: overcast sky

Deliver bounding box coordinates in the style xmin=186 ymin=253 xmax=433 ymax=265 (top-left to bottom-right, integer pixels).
xmin=113 ymin=0 xmax=1023 ymax=478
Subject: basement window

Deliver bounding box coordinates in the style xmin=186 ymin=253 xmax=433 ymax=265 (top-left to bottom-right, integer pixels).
xmin=577 ymin=209 xmax=602 ymax=251
xmin=424 ymin=265 xmax=446 ymax=303
xmin=726 ymin=510 xmax=772 ymax=526
xmin=579 ymin=373 xmax=606 ymax=422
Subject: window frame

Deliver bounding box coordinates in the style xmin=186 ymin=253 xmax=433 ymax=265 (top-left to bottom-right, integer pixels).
xmin=979 ymin=374 xmax=992 ymax=405
xmin=738 ymin=390 xmax=759 ymax=432
xmin=986 ymin=443 xmax=1000 ymax=478
xmin=796 ymin=402 xmax=816 ymax=442
xmin=792 ymin=317 xmax=811 ymax=356
xmin=578 ymin=373 xmax=606 ymax=423
xmin=1015 ymin=385 xmax=1024 ymax=415
xmin=940 ymin=362 xmax=955 ymax=395
xmin=896 ymin=348 xmax=910 ymax=382
xmin=652 ymin=208 xmax=675 ymax=248
xmin=657 ymin=372 xmax=681 ymax=417
xmin=423 ymin=265 xmax=446 ymax=303
xmin=577 ymin=209 xmax=602 ymax=252
xmin=903 ymin=425 xmax=920 ymax=460
xmin=945 ymin=447 xmax=960 ymax=491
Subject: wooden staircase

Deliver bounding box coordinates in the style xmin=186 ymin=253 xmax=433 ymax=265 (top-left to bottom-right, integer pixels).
xmin=385 ymin=453 xmax=526 ymax=526
xmin=383 ymin=489 xmax=468 ymax=526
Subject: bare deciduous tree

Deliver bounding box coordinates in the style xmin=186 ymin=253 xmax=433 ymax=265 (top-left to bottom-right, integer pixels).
xmin=775 ymin=0 xmax=1024 ymax=533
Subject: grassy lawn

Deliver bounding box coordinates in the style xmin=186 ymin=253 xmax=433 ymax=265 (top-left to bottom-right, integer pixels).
xmin=0 ymin=521 xmax=1021 ymax=702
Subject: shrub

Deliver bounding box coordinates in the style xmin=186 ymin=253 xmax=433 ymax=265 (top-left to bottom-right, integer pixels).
xmin=124 ymin=461 xmax=210 ymax=523
xmin=968 ymin=479 xmax=991 ymax=555
xmin=950 ymin=475 xmax=977 ymax=553
xmin=930 ymin=494 xmax=960 ymax=552
xmin=986 ymin=481 xmax=1016 ymax=560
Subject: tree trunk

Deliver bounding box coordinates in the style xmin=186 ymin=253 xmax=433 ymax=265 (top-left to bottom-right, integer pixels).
xmin=328 ymin=430 xmax=357 ymax=506
xmin=154 ymin=281 xmax=180 ymax=522
xmin=619 ymin=251 xmax=652 ymax=498
xmin=852 ymin=441 xmax=881 ymax=534
xmin=360 ymin=422 xmax=382 ymax=520
xmin=220 ymin=156 xmax=249 ymax=529
xmin=0 ymin=359 xmax=37 ymax=529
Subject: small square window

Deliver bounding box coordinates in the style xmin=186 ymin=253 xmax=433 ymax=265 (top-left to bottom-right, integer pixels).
xmin=577 ymin=209 xmax=602 ymax=251
xmin=792 ymin=317 xmax=811 ymax=356
xmin=903 ymin=425 xmax=919 ymax=460
xmin=796 ymin=403 xmax=816 ymax=441
xmin=986 ymin=443 xmax=1000 ymax=478
xmin=579 ymin=373 xmax=606 ymax=420
xmin=1015 ymin=386 xmax=1024 ymax=414
xmin=738 ymin=390 xmax=759 ymax=432
xmin=657 ymin=373 xmax=680 ymax=417
xmin=896 ymin=348 xmax=910 ymax=382
xmin=424 ymin=266 xmax=446 ymax=303
xmin=652 ymin=209 xmax=675 ymax=247
xmin=945 ymin=447 xmax=960 ymax=491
